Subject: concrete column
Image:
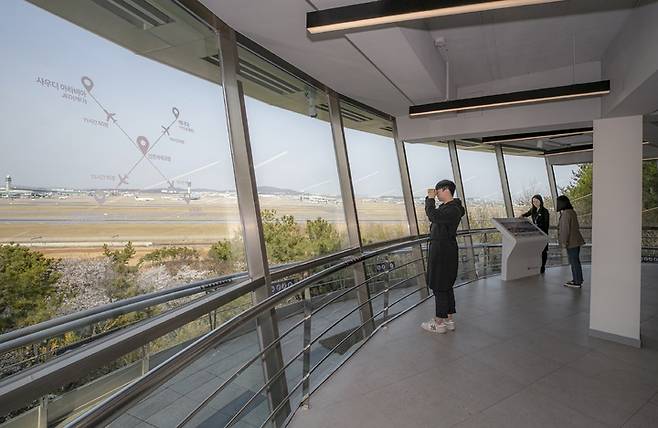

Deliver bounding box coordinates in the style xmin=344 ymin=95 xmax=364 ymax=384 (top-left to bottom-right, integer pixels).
xmin=590 ymin=115 xmax=643 ymax=347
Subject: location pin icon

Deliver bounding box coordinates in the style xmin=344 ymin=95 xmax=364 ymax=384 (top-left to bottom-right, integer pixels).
xmin=172 ymin=107 xmax=180 ymax=119
xmin=81 ymin=76 xmax=94 ymax=93
xmin=136 ymin=136 xmax=150 ymax=155
xmin=93 ymin=190 xmax=106 ymax=205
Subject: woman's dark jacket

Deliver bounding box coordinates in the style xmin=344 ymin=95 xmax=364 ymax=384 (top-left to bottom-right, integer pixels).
xmin=521 ymin=206 xmax=550 ymax=234
xmin=425 ymin=197 xmax=465 ymax=292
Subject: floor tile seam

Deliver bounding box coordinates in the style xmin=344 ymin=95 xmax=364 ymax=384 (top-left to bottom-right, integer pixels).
xmin=528 ymin=367 xmax=643 ymax=428
xmin=569 ymin=348 xmax=656 ymax=376
xmin=123 ymin=411 xmax=154 ymax=425
xmin=583 ymin=346 xmax=658 ymax=378
xmin=518 ymin=364 xmax=620 ymax=428
xmin=444 ymin=363 xmax=569 ymax=428
xmin=303 ymin=342 xmax=466 ymax=412
xmin=619 ymin=395 xmax=658 ymax=426
xmin=504 ymin=330 xmax=595 ymax=365
xmin=288 ymin=307 xmax=441 ymax=412
xmin=340 ymin=358 xmax=450 ymax=406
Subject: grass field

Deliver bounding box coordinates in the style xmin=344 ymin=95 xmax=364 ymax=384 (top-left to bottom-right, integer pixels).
xmin=0 ymin=194 xmax=410 ymax=259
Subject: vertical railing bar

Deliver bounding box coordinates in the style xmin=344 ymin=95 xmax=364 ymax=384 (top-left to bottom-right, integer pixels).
xmin=301 ymin=288 xmax=312 ymax=408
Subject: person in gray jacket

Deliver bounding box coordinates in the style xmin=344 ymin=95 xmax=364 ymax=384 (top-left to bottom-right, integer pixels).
xmin=557 ymin=195 xmax=585 ymax=288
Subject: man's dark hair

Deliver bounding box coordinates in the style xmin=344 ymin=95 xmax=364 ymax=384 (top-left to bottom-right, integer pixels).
xmin=435 ymin=179 xmax=456 ymax=196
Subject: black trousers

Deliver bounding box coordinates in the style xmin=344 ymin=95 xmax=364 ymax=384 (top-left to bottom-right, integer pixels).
xmin=541 ymin=244 xmax=548 ymax=269
xmin=434 ymin=288 xmax=455 ymax=319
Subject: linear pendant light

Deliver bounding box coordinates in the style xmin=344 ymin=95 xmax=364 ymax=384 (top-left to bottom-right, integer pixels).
xmin=307 ymin=0 xmax=565 ymax=34
xmin=482 ymin=127 xmax=593 ymax=144
xmin=409 ymin=80 xmax=610 ymax=117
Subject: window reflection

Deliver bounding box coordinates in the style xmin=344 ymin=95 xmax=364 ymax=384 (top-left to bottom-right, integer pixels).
xmin=341 ymin=103 xmax=408 ymax=244
xmin=456 ymin=146 xmax=507 ymax=228
xmin=503 ymin=150 xmax=554 ymax=223
xmin=238 ymin=46 xmax=348 ymax=264
xmin=404 ymin=142 xmax=454 ymax=234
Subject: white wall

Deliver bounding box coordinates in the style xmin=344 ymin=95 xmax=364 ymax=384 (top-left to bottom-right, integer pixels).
xmin=603 ymin=1 xmax=658 ymax=117
xmin=590 ymin=115 xmax=642 ymax=346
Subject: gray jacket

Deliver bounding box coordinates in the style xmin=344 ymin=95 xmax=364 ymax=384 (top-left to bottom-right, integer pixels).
xmin=558 ymin=209 xmax=585 ymax=249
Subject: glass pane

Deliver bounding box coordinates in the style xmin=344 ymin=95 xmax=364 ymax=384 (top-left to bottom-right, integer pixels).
xmin=0 ymin=0 xmax=242 ymax=334
xmin=642 ymin=160 xmax=658 ymax=263
xmin=342 ymin=103 xmax=408 ymax=244
xmin=553 ymin=163 xmax=593 ymax=228
xmin=404 ymin=142 xmax=454 ymax=234
xmin=503 ymin=151 xmax=555 ymax=223
xmin=456 ymin=147 xmax=507 ymax=228
xmin=238 ymin=46 xmax=348 ymax=265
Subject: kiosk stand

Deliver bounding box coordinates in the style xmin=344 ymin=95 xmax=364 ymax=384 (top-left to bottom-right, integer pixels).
xmin=492 ymin=218 xmax=549 ymax=281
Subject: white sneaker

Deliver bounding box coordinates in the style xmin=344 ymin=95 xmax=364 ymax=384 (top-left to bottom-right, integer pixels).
xmin=445 ymin=320 xmax=455 ymax=331
xmin=421 ymin=320 xmax=447 ymax=334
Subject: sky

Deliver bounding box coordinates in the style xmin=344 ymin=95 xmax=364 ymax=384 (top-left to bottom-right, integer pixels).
xmin=0 ymin=0 xmax=580 ymax=200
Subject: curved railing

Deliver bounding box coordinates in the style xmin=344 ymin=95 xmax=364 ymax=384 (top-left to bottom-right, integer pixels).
xmin=0 ymin=229 xmax=502 ymax=427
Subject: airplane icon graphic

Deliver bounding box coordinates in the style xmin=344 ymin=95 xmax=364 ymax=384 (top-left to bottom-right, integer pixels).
xmin=104 ymin=110 xmax=116 ymax=123
xmin=161 ymin=125 xmax=170 ymax=135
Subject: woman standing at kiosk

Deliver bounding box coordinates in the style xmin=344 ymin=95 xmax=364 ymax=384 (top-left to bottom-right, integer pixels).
xmin=520 ymin=194 xmax=550 ymax=273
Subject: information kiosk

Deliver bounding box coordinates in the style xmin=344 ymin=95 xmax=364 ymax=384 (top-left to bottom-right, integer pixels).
xmin=492 ymin=218 xmax=549 ymax=281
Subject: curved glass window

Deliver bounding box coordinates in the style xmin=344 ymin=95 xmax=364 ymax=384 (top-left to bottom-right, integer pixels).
xmin=456 ymin=147 xmax=506 ymax=228
xmin=404 ymin=142 xmax=454 ymax=234
xmin=503 ymin=150 xmax=554 ymax=222
xmin=342 ymin=102 xmax=408 ymax=244
xmin=239 ymin=46 xmax=347 ymax=264
xmin=0 ymin=0 xmax=242 ymax=318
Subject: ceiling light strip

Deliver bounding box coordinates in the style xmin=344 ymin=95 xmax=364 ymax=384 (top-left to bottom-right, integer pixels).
xmin=409 ymin=81 xmax=610 ymax=117
xmin=307 ymin=0 xmax=565 ymax=34
xmin=482 ymin=127 xmax=593 ymax=144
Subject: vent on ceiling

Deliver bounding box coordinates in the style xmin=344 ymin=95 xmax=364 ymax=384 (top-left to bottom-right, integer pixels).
xmin=202 ymin=55 xmax=221 ymax=67
xmin=201 ymin=55 xmax=302 ymax=95
xmin=380 ymin=126 xmax=393 ymax=132
xmin=316 ymin=104 xmax=372 ymax=123
xmin=92 ymin=0 xmax=173 ymax=28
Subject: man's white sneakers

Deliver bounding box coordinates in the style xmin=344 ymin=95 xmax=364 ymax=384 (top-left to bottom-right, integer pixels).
xmin=422 ymin=319 xmax=456 ymax=333
xmin=421 ymin=320 xmax=447 ymax=334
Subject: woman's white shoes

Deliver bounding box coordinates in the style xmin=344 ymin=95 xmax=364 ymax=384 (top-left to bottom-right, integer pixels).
xmin=421 ymin=319 xmax=455 ymax=334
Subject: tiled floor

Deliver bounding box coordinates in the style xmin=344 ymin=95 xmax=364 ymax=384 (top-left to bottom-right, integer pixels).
xmin=290 ymin=265 xmax=658 ymax=428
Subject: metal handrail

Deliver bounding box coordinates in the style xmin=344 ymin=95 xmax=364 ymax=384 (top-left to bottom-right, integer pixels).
xmin=0 ymin=230 xmax=499 ymax=421
xmin=0 ymin=273 xmax=244 ymax=348
xmin=0 ymin=246 xmax=363 ymax=355
xmin=0 ymin=230 xmax=495 ymax=356
xmin=0 ymin=277 xmax=265 ymax=416
xmin=176 ymin=254 xmax=427 ymax=427
xmin=65 ymin=230 xmax=501 ymax=427
xmin=63 ymin=236 xmax=432 ymax=427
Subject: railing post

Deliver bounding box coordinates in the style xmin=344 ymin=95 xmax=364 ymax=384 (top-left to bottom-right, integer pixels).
xmin=483 ymin=232 xmax=489 ymax=276
xmin=301 ymin=288 xmax=312 ymax=409
xmin=382 ymin=268 xmax=391 ymax=324
xmin=140 ymin=344 xmax=150 ymax=376
xmin=327 ymin=92 xmax=375 ymax=337
xmin=37 ymin=396 xmax=48 ymax=428
xmin=494 ymin=145 xmax=514 ymax=218
xmin=218 ymin=23 xmax=290 ymax=425
xmin=448 ymin=141 xmax=478 ymax=279
xmin=393 ymin=122 xmax=428 ymax=299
